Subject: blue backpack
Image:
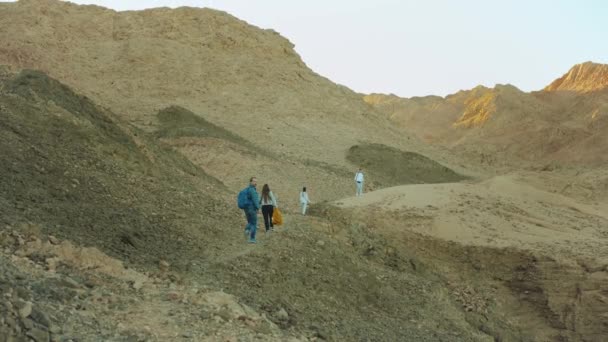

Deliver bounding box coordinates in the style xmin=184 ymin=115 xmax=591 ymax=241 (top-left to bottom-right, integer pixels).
xmin=237 ymin=187 xmax=251 ymax=209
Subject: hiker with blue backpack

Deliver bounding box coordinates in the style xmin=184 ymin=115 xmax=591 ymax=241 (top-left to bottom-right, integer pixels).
xmin=237 ymin=177 xmax=260 ymax=243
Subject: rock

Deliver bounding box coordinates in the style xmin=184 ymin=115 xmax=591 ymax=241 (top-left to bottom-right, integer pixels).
xmin=159 ymin=260 xmax=170 ymax=272
xmin=5 ymin=315 xmax=17 ymax=329
xmin=48 ymin=323 xmax=61 ymax=334
xmin=131 ymin=280 xmax=144 ymax=290
xmin=199 ymin=309 xmax=212 ymax=320
xmin=17 ymin=300 xmax=33 ymax=318
xmin=316 ymin=240 xmax=325 ymax=247
xmin=275 ymin=308 xmax=289 ymax=321
xmin=27 ymin=327 xmax=50 ymax=342
xmin=45 ymin=257 xmax=60 ymax=272
xmin=47 ymin=235 xmax=60 ymax=245
xmin=31 ymin=307 xmax=51 ymax=328
xmin=22 ymin=317 xmax=35 ymax=330
xmin=84 ymin=278 xmax=99 ymax=288
xmin=2 ymin=300 xmax=13 ymax=311
xmin=60 ymin=277 xmax=80 ymax=289
xmin=166 ymin=291 xmax=181 ymax=301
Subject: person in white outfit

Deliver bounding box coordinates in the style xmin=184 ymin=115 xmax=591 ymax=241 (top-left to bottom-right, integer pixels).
xmin=299 ymin=187 xmax=311 ymax=215
xmin=354 ymin=168 xmax=364 ymax=196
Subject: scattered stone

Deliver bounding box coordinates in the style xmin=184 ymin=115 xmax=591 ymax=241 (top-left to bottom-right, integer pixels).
xmin=48 ymin=323 xmax=61 ymax=335
xmin=3 ymin=300 xmax=13 ymax=311
xmin=61 ymin=277 xmax=80 ymax=289
xmin=45 ymin=257 xmax=60 ymax=272
xmin=17 ymin=300 xmax=33 ymax=318
xmin=27 ymin=326 xmax=50 ymax=342
xmin=30 ymin=307 xmax=51 ymax=328
xmin=131 ymin=280 xmax=144 ymax=290
xmin=22 ymin=317 xmax=35 ymax=330
xmin=84 ymin=278 xmax=99 ymax=289
xmin=5 ymin=316 xmax=17 ymax=329
xmin=166 ymin=291 xmax=181 ymax=302
xmin=159 ymin=260 xmax=170 ymax=272
xmin=275 ymin=308 xmax=289 ymax=321
xmin=199 ymin=309 xmax=212 ymax=320
xmin=310 ymin=325 xmax=327 ymax=340
xmin=47 ymin=236 xmax=60 ymax=245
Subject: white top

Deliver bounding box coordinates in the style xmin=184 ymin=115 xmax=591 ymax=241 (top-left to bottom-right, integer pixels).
xmin=299 ymin=191 xmax=310 ymax=204
xmin=260 ymin=191 xmax=277 ymax=207
xmin=354 ymin=171 xmax=364 ymax=183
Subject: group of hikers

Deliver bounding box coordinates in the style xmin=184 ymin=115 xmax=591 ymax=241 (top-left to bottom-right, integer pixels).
xmin=238 ymin=169 xmax=365 ymax=244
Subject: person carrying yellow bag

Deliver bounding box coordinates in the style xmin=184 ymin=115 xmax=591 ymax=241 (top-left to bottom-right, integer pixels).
xmin=260 ymin=184 xmax=278 ymax=233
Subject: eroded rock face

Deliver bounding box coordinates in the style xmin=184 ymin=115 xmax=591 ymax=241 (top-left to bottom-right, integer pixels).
xmin=544 ymin=62 xmax=608 ymax=93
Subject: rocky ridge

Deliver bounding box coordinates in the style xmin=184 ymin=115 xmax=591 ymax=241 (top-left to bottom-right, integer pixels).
xmin=365 ymin=63 xmax=608 ymax=166
xmin=544 ymin=61 xmax=608 ymax=93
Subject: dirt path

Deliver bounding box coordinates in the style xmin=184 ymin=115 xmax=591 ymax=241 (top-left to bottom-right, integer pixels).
xmin=334 ymin=175 xmax=608 ymax=263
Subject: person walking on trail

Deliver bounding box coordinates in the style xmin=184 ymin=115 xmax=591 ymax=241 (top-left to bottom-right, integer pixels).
xmin=300 ymin=186 xmax=311 ymax=215
xmin=260 ymin=184 xmax=278 ymax=233
xmin=354 ymin=168 xmax=364 ymax=196
xmin=240 ymin=177 xmax=260 ymax=243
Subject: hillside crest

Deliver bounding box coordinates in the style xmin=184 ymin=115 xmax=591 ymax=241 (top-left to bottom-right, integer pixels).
xmin=544 ymin=61 xmax=608 ymax=93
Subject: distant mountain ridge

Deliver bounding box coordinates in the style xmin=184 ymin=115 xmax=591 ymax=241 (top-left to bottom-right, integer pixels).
xmin=365 ymin=62 xmax=608 ymax=165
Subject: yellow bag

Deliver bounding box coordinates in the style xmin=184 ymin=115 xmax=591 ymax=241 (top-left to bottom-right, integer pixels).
xmin=272 ymin=207 xmax=283 ymax=226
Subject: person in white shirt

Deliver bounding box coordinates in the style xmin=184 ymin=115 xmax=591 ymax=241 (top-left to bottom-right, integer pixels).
xmin=259 ymin=184 xmax=278 ymax=233
xmin=299 ymin=186 xmax=311 ymax=215
xmin=354 ymin=168 xmax=364 ymax=196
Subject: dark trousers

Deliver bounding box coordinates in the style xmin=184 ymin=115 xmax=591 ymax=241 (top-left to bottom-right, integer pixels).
xmin=261 ymin=205 xmax=274 ymax=231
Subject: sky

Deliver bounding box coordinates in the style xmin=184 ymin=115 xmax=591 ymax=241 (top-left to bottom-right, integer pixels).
xmin=4 ymin=0 xmax=607 ymax=97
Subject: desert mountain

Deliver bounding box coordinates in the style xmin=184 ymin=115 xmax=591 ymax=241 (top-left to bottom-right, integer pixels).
xmin=544 ymin=61 xmax=608 ymax=93
xmin=365 ymin=63 xmax=608 ymax=165
xmin=0 ymin=0 xmax=436 ymax=170
xmin=0 ymin=0 xmax=470 ymax=204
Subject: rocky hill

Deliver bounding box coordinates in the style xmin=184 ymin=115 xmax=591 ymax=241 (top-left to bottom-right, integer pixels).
xmin=0 ymin=68 xmax=236 ymax=269
xmin=0 ymin=0 xmax=428 ymax=169
xmin=0 ymin=68 xmax=489 ymax=342
xmin=0 ymin=0 xmax=472 ymax=206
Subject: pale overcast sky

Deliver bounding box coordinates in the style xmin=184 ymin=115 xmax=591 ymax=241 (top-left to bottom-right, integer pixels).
xmin=3 ymin=0 xmax=608 ymax=97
